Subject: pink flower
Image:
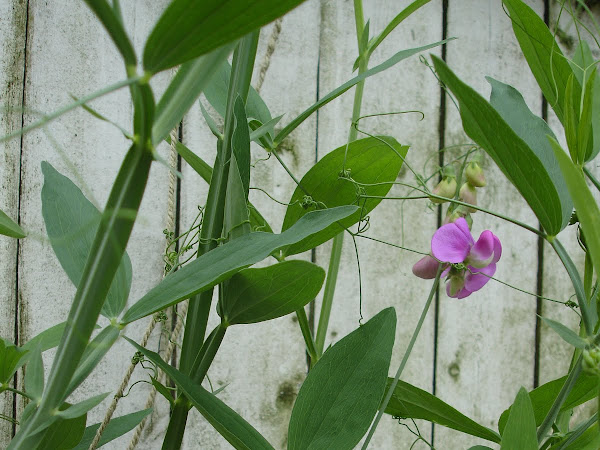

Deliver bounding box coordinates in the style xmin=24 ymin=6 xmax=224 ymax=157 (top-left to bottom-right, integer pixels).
xmin=412 ymin=218 xmax=501 ymax=298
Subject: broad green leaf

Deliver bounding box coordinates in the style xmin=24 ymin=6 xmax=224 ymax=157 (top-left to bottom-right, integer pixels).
xmin=24 ymin=343 xmax=44 ymax=401
xmin=282 ymin=136 xmax=407 ymax=256
xmin=175 ymin=141 xmax=272 ymax=233
xmin=121 ymin=206 xmax=357 ymax=324
xmin=572 ymin=41 xmax=600 ymax=162
xmin=487 ymin=77 xmax=572 ymax=231
xmin=550 ymin=139 xmax=600 ymax=281
xmin=282 ymin=136 xmax=408 ymax=255
xmin=0 ymin=339 xmax=27 ymax=385
xmin=56 ymin=393 xmax=109 ymax=420
xmin=578 ymin=69 xmax=596 ymax=164
xmin=152 ymin=377 xmax=175 ymax=405
xmin=565 ymin=74 xmax=580 ymax=163
xmin=384 ymin=379 xmax=501 ymax=443
xmin=143 ymin=0 xmax=307 ymax=73
xmin=204 ymin=61 xmax=274 ymax=146
xmin=72 ymin=408 xmax=152 ymax=450
xmin=274 ymin=39 xmax=452 ymax=146
xmin=41 ymin=162 xmax=132 ymax=318
xmin=219 ymin=260 xmax=325 ymax=325
xmin=541 ymin=316 xmax=587 ymax=349
xmin=502 ymin=0 xmax=580 ymax=124
xmin=433 ymin=56 xmax=567 ymax=235
xmin=0 ymin=208 xmax=25 ymax=238
xmin=152 ymin=44 xmax=233 ymax=144
xmin=232 ymin=96 xmax=250 ymax=198
xmin=500 ymin=387 xmax=537 ymax=449
xmin=223 ymin=155 xmax=251 ymax=240
xmin=126 ymin=339 xmax=274 ymax=450
xmin=287 ymin=308 xmax=396 ymax=450
xmin=66 ymin=325 xmax=120 ymax=397
xmin=498 ymin=373 xmax=599 ymax=434
xmin=36 ymin=412 xmax=86 ymax=450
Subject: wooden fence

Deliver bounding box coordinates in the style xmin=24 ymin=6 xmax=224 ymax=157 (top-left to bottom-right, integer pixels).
xmin=0 ymin=0 xmax=596 ymax=448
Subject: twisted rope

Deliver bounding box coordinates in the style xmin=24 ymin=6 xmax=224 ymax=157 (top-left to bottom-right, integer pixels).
xmin=89 ymin=127 xmax=179 ymax=450
xmin=255 ymin=17 xmax=283 ymax=93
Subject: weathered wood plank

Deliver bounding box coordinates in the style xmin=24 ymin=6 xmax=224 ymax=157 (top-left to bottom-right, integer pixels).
xmin=14 ymin=2 xmax=172 ymax=448
xmin=178 ymin=2 xmax=321 ymax=448
xmin=435 ymin=1 xmax=544 ymax=447
xmin=0 ymin=0 xmax=27 ymax=445
xmin=316 ymin=0 xmax=443 ymax=447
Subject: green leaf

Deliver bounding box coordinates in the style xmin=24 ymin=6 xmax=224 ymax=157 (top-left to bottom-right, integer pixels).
xmin=498 ymin=373 xmax=599 ymax=434
xmin=219 ymin=260 xmax=325 ymax=325
xmin=432 ymin=56 xmax=568 ymax=235
xmin=0 ymin=339 xmax=27 ymax=385
xmin=72 ymin=408 xmax=152 ymax=450
xmin=572 ymin=41 xmax=600 ymax=162
xmin=56 ymin=393 xmax=110 ymax=420
xmin=174 ymin=141 xmax=272 ymax=233
xmin=565 ymin=74 xmax=580 ymax=163
xmin=281 ymin=136 xmax=407 ymax=256
xmin=231 ymin=96 xmax=250 ymax=198
xmin=204 ymin=61 xmax=274 ymax=145
xmin=468 ymin=447 xmax=494 ymax=450
xmin=274 ymin=39 xmax=452 ymax=146
xmin=540 ymin=316 xmax=588 ymax=349
xmin=287 ymin=308 xmax=396 ymax=450
xmin=152 ymin=45 xmax=233 ymax=144
xmin=502 ymin=0 xmax=580 ymax=124
xmin=41 ymin=162 xmax=132 ymax=318
xmin=24 ymin=343 xmax=44 ymax=401
xmin=578 ymin=69 xmax=596 ymax=164
xmin=152 ymin=377 xmax=175 ymax=406
xmin=487 ymin=77 xmax=573 ymax=231
xmin=143 ymin=0 xmax=307 ymax=73
xmin=35 ymin=412 xmax=86 ymax=450
xmin=121 ymin=206 xmax=357 ymax=324
xmin=384 ymin=379 xmax=501 ymax=443
xmin=66 ymin=325 xmax=120 ymax=397
xmin=126 ymin=339 xmax=274 ymax=450
xmin=0 ymin=208 xmax=25 ymax=238
xmin=500 ymin=387 xmax=537 ymax=450
xmin=550 ymin=139 xmax=600 ymax=284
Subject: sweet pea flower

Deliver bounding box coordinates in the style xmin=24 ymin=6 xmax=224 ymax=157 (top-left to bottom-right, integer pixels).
xmin=412 ymin=218 xmax=501 ymax=298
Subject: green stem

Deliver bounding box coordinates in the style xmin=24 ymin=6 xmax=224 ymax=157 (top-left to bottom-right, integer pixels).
xmin=179 ymin=32 xmax=259 ymax=375
xmin=296 ymin=308 xmax=318 ymax=367
xmin=584 ymin=165 xmax=600 ymax=192
xmin=537 ymin=356 xmax=583 ymax=443
xmin=585 ymin=251 xmax=593 ymax=302
xmin=0 ymin=386 xmax=32 ymax=400
xmin=550 ymin=238 xmax=594 ymax=335
xmin=314 ymin=0 xmax=368 ymax=359
xmin=162 ymin=324 xmax=227 ymax=450
xmin=361 ymin=265 xmax=442 ymax=449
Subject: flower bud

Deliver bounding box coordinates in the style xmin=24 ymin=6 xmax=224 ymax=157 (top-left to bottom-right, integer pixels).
xmin=430 ymin=176 xmax=457 ymax=204
xmin=465 ymin=161 xmax=486 ymax=187
xmin=459 ymin=182 xmax=477 ymax=213
xmin=447 ymin=274 xmax=465 ymax=297
xmin=583 ymin=347 xmax=600 ymax=377
xmin=412 ymin=255 xmax=440 ymax=279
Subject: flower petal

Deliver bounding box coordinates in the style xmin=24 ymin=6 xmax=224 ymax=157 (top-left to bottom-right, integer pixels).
xmin=491 ymin=235 xmax=502 ymax=264
xmin=464 ymin=264 xmax=496 ymax=292
xmin=431 ymin=222 xmax=472 ymax=263
xmin=456 ymin=288 xmax=473 ymax=299
xmin=454 ymin=217 xmax=474 ymax=244
xmin=412 ymin=255 xmax=440 ymax=279
xmin=468 ymin=230 xmax=496 ymax=268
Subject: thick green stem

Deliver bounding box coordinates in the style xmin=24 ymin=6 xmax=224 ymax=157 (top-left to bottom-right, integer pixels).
xmin=179 ymin=32 xmax=259 ymax=375
xmin=296 ymin=307 xmax=318 ymax=367
xmin=314 ymin=0 xmax=368 ymax=359
xmin=537 ymin=356 xmax=583 ymax=443
xmin=361 ymin=265 xmax=442 ymax=449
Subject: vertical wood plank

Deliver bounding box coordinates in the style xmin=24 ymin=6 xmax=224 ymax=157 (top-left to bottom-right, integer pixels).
xmin=0 ymin=0 xmax=27 ymax=445
xmin=178 ymin=2 xmax=321 ymax=448
xmin=14 ymin=2 xmax=172 ymax=448
xmin=316 ymin=1 xmax=442 ymax=447
xmin=436 ymin=1 xmax=544 ymax=447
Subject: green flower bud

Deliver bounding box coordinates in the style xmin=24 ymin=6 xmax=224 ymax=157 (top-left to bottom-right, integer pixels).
xmin=465 ymin=161 xmax=486 ymax=187
xmin=459 ymin=182 xmax=477 ymax=213
xmin=583 ymin=347 xmax=600 ymax=377
xmin=430 ymin=176 xmax=457 ymax=204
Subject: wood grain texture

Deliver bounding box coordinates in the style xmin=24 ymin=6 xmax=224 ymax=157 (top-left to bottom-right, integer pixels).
xmin=435 ymin=1 xmax=544 ymax=447
xmin=0 ymin=0 xmax=27 ymax=445
xmin=13 ymin=1 xmax=172 ymax=448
